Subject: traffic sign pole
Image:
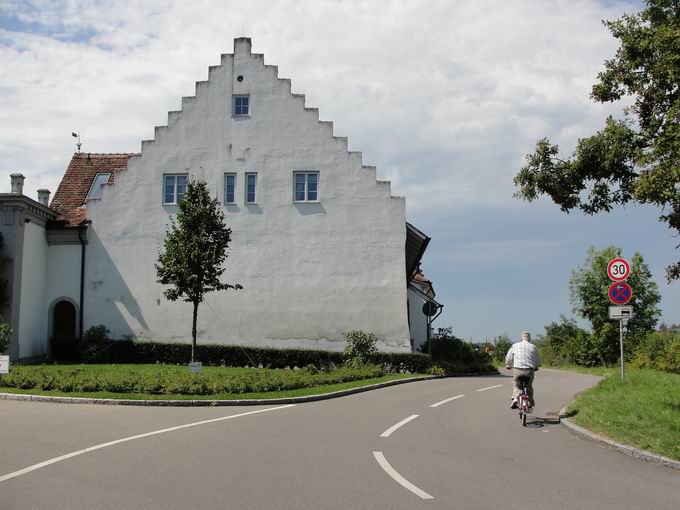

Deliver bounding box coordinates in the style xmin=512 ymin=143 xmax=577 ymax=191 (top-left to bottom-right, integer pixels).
xmin=607 ymin=258 xmax=632 ymax=381
xmin=619 ymin=319 xmax=625 ymax=381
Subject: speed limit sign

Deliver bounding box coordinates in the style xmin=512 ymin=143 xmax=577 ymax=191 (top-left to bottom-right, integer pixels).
xmin=607 ymin=258 xmax=630 ymax=282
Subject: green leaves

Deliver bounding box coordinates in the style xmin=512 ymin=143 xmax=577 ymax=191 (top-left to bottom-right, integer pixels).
xmin=155 ymin=180 xmax=242 ymax=360
xmin=514 ymin=1 xmax=680 ymax=280
xmin=156 ymin=180 xmax=242 ymax=303
xmin=568 ymin=246 xmax=661 ymax=364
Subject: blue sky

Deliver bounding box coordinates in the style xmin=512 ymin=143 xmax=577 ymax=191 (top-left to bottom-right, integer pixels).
xmin=1 ymin=0 xmax=677 ymax=342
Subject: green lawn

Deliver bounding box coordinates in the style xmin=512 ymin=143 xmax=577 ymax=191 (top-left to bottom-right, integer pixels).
xmin=0 ymin=364 xmax=423 ymax=400
xmin=566 ymin=369 xmax=680 ymax=461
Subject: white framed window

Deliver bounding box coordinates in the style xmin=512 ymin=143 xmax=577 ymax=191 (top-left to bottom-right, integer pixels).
xmin=86 ymin=173 xmax=112 ymax=200
xmin=233 ymin=95 xmax=250 ymax=116
xmin=163 ymin=174 xmax=188 ymax=205
xmin=245 ymin=172 xmax=257 ymax=204
xmin=224 ymin=173 xmax=236 ymax=204
xmin=293 ymin=171 xmax=319 ymax=202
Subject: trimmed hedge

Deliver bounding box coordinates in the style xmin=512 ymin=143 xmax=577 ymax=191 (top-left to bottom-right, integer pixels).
xmin=51 ymin=337 xmax=432 ymax=374
xmin=0 ymin=364 xmax=387 ymax=395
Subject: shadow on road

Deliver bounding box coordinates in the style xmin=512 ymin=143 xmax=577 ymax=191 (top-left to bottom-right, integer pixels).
xmin=524 ymin=414 xmax=562 ymax=428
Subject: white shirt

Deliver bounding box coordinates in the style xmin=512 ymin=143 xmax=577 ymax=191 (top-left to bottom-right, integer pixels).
xmin=505 ymin=340 xmax=542 ymax=369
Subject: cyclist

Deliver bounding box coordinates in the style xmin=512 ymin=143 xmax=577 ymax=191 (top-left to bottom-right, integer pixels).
xmin=505 ymin=331 xmax=541 ymax=410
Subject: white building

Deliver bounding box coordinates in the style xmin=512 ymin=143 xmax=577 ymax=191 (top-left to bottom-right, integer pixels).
xmin=0 ymin=38 xmax=439 ymax=359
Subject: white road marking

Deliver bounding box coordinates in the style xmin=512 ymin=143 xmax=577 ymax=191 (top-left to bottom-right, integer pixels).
xmin=380 ymin=414 xmax=419 ymax=438
xmin=476 ymin=384 xmax=503 ymax=392
xmin=0 ymin=404 xmax=295 ymax=483
xmin=373 ymin=451 xmax=433 ymax=500
xmin=430 ymin=394 xmax=465 ymax=408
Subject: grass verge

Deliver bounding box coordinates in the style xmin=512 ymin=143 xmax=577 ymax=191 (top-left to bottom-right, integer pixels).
xmin=566 ymin=369 xmax=680 ymax=461
xmin=0 ymin=364 xmax=422 ymax=400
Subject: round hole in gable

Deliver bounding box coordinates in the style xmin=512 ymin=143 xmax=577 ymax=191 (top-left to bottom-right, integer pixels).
xmin=237 ymin=75 xmax=244 ymax=82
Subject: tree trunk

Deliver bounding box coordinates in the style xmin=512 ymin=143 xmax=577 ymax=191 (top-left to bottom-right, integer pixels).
xmin=191 ymin=300 xmax=198 ymax=363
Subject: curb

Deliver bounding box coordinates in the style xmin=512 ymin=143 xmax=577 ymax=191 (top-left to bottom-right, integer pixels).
xmin=0 ymin=375 xmax=438 ymax=407
xmin=559 ymin=406 xmax=680 ymax=470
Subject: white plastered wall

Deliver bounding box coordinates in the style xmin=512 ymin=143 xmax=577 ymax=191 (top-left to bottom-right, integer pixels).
xmin=408 ymin=286 xmax=429 ymax=353
xmin=84 ymin=39 xmax=411 ymax=352
xmin=46 ymin=244 xmax=82 ymax=334
xmin=18 ymin=221 xmax=48 ymax=357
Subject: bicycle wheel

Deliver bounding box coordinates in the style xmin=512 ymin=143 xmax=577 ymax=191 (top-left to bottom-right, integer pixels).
xmin=522 ymin=411 xmax=527 ymax=426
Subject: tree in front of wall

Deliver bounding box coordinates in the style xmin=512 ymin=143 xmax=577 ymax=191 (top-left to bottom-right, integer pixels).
xmin=514 ymin=1 xmax=680 ymax=281
xmin=569 ymin=246 xmax=661 ymax=365
xmin=155 ymin=180 xmax=242 ymax=363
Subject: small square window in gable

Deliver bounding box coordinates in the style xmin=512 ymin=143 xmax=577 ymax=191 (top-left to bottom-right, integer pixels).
xmin=233 ymin=95 xmax=250 ymax=117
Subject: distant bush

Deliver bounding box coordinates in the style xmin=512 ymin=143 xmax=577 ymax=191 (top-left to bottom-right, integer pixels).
xmin=419 ymin=328 xmax=497 ymax=376
xmin=630 ymin=331 xmax=680 ymax=374
xmin=493 ymin=335 xmax=512 ymax=364
xmin=343 ymin=330 xmax=378 ymax=367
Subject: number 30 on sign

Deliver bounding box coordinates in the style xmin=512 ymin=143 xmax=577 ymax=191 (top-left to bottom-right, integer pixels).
xmin=607 ymin=258 xmax=630 ymax=282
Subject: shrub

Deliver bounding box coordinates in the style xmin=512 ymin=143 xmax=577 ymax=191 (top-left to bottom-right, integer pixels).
xmin=81 ymin=325 xmax=111 ymax=363
xmin=0 ymin=323 xmax=11 ymax=354
xmin=0 ymin=364 xmax=389 ymax=396
xmin=343 ymin=330 xmax=378 ymax=366
xmin=631 ymin=331 xmax=680 ymax=374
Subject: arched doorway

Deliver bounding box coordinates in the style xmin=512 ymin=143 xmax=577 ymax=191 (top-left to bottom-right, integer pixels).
xmin=53 ymin=300 xmax=76 ymax=338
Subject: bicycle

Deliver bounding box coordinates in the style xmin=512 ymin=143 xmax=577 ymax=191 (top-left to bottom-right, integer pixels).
xmin=516 ymin=375 xmax=532 ymax=426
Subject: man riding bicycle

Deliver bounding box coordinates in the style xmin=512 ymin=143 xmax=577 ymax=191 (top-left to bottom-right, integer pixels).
xmin=505 ymin=331 xmax=542 ymax=410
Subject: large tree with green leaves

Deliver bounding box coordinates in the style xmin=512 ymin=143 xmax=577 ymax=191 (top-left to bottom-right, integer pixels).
xmin=514 ymin=0 xmax=680 ymax=280
xmin=570 ymin=246 xmax=661 ymax=364
xmin=156 ymin=180 xmax=242 ymax=362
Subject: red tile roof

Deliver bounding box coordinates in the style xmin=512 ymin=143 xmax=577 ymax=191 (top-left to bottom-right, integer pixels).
xmin=50 ymin=153 xmax=137 ymax=224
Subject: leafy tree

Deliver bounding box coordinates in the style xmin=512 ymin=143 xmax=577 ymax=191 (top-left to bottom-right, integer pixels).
xmin=514 ymin=0 xmax=680 ymax=281
xmin=539 ymin=316 xmax=597 ymax=366
xmin=493 ymin=334 xmax=512 ymax=364
xmin=570 ymin=246 xmax=661 ymax=364
xmin=156 ymin=181 xmax=242 ymax=363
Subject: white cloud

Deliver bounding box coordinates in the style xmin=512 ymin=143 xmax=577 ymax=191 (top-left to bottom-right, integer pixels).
xmin=1 ymin=0 xmax=676 ymax=338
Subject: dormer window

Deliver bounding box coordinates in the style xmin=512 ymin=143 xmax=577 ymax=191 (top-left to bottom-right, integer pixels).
xmin=85 ymin=173 xmax=112 ymax=200
xmin=233 ymin=95 xmax=250 ymax=116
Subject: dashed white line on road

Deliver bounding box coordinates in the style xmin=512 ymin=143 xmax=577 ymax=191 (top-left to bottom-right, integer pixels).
xmin=476 ymin=384 xmax=503 ymax=392
xmin=380 ymin=414 xmax=419 ymax=438
xmin=0 ymin=404 xmax=296 ymax=484
xmin=373 ymin=451 xmax=434 ymax=500
xmin=430 ymin=395 xmax=465 ymax=408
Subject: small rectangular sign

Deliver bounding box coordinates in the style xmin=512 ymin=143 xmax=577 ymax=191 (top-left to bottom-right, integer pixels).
xmin=188 ymin=361 xmax=203 ymax=374
xmin=609 ymin=305 xmax=634 ymax=320
xmin=0 ymin=355 xmax=9 ymax=374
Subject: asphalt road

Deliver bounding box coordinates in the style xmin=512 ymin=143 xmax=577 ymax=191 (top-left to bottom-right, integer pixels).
xmin=1 ymin=369 xmax=678 ymax=509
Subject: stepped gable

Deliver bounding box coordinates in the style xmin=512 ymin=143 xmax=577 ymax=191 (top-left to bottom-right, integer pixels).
xmin=50 ymin=152 xmax=137 ymax=224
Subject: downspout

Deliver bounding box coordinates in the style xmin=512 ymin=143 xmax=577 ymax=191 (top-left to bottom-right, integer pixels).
xmin=77 ymin=221 xmax=91 ymax=340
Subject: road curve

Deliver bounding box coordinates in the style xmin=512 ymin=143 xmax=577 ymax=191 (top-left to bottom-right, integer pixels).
xmin=1 ymin=369 xmax=678 ymax=509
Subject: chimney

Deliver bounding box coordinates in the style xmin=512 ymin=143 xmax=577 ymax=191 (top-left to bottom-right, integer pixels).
xmin=38 ymin=189 xmax=50 ymax=207
xmin=10 ymin=173 xmax=25 ymax=195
